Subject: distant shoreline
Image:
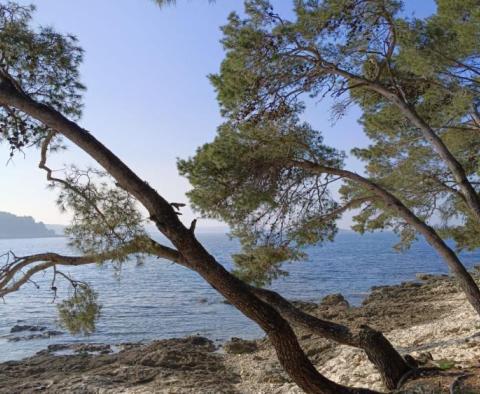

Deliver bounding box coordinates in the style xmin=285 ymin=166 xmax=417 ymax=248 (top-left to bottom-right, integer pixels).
xmin=0 ymin=234 xmax=65 ymax=240
xmin=0 ymin=211 xmax=65 ymax=240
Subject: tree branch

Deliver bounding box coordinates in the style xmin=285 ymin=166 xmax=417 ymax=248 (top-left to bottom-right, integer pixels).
xmin=314 ymin=62 xmax=480 ymax=222
xmin=289 ymin=159 xmax=480 ymax=316
xmin=320 ymin=196 xmax=376 ymax=223
xmin=0 ymin=238 xmax=163 ymax=297
xmin=38 ymin=131 xmax=127 ymax=242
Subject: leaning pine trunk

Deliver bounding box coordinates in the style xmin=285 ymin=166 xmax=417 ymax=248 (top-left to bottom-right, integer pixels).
xmin=358 ymin=326 xmax=411 ymax=390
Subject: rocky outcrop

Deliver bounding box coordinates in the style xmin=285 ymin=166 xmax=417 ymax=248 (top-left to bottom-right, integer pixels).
xmin=7 ymin=331 xmax=63 ymax=342
xmin=223 ymin=338 xmax=258 ymax=354
xmin=7 ymin=324 xmax=63 ymax=342
xmin=0 ymin=336 xmax=240 ymax=394
xmin=10 ymin=325 xmax=48 ymax=333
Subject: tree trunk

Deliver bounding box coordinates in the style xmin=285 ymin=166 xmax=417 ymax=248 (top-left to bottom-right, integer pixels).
xmin=0 ymin=81 xmax=380 ymax=394
xmin=390 ymin=96 xmax=480 ymax=224
xmin=295 ymin=160 xmax=480 ymax=317
xmin=330 ymin=66 xmax=480 ymax=224
xmin=357 ymin=325 xmax=411 ymax=390
xmin=151 ymin=225 xmax=379 ymax=394
xmin=251 ymin=286 xmax=411 ymax=390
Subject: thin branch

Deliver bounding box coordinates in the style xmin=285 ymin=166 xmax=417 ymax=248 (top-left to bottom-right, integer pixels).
xmin=38 ymin=131 xmax=125 ymax=242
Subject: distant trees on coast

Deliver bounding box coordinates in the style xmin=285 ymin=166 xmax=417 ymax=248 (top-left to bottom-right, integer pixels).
xmin=0 ymin=1 xmax=479 ymax=393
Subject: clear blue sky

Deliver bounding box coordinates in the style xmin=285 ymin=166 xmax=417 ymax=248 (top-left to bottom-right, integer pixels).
xmin=0 ymin=0 xmax=436 ymax=229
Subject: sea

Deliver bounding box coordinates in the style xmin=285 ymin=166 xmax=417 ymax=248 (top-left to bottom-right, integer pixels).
xmin=1 ymin=231 xmax=480 ymax=362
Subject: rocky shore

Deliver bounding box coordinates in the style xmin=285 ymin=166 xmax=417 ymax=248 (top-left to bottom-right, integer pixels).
xmin=2 ymin=272 xmax=480 ymax=393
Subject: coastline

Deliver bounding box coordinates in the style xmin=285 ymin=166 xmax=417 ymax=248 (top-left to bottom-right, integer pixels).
xmin=0 ymin=234 xmax=64 ymax=240
xmin=2 ymin=271 xmax=480 ymax=393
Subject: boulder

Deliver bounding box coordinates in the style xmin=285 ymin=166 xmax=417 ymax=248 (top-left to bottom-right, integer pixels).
xmin=320 ymin=293 xmax=350 ymax=308
xmin=223 ymin=337 xmax=258 ymax=354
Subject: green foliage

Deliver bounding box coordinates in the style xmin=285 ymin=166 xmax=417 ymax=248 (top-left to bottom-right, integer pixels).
xmin=211 ymin=0 xmax=403 ymax=120
xmin=57 ymin=284 xmax=101 ymax=335
xmin=232 ymin=243 xmax=304 ymax=287
xmin=202 ymin=0 xmax=480 ymax=253
xmin=179 ymin=115 xmax=343 ymax=284
xmin=0 ymin=2 xmax=84 ymax=156
xmin=182 ymin=0 xmax=480 ymax=285
xmin=0 ymin=2 xmax=151 ymax=332
xmin=348 ymin=0 xmax=480 ymax=249
xmin=54 ymin=166 xmax=147 ymax=262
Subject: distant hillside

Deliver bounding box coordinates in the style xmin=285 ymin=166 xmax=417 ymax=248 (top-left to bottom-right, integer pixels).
xmin=0 ymin=212 xmax=59 ymax=239
xmin=44 ymin=224 xmax=66 ymax=236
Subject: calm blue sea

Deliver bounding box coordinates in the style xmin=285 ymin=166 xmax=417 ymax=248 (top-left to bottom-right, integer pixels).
xmin=1 ymin=231 xmax=479 ymax=362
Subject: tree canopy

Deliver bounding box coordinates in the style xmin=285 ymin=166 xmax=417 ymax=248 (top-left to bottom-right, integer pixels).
xmin=0 ymin=3 xmax=84 ymax=156
xmin=179 ymin=116 xmax=343 ymax=284
xmin=1 ymin=1 xmax=480 ymax=392
xmin=179 ymin=0 xmax=480 ymax=284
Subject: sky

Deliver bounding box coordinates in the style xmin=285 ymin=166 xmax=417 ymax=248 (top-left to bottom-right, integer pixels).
xmin=0 ymin=0 xmax=436 ymax=230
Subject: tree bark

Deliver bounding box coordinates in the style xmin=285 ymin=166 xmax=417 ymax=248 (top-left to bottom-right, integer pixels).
xmin=0 ymin=81 xmax=380 ymax=394
xmin=381 ymin=92 xmax=480 ymax=224
xmin=250 ymin=286 xmax=411 ymax=390
xmin=329 ymin=65 xmax=480 ymax=223
xmin=294 ymin=160 xmax=480 ymax=317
